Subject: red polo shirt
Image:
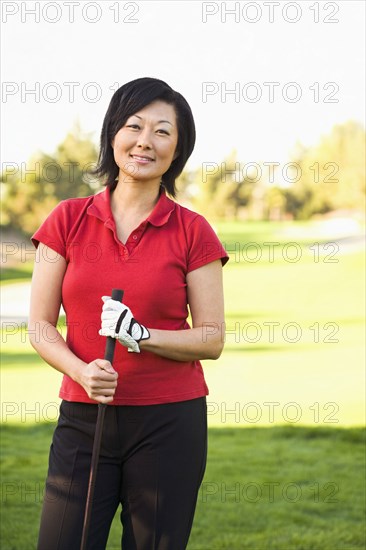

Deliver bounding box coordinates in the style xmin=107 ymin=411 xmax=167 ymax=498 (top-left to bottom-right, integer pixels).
xmin=31 ymin=186 xmax=229 ymax=405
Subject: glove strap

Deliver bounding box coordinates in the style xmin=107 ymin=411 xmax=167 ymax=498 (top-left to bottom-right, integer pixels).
xmin=116 ymin=312 xmax=150 ymax=343
xmin=115 ymin=310 xmax=127 ymax=335
xmin=130 ymin=318 xmax=150 ymax=342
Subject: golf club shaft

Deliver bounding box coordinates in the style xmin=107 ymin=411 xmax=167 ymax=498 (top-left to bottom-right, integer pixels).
xmin=80 ymin=288 xmax=124 ymax=550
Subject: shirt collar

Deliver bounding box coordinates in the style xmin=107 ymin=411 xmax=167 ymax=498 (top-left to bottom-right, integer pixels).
xmin=87 ymin=185 xmax=176 ymax=227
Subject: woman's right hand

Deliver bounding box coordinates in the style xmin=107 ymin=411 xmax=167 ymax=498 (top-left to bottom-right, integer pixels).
xmin=78 ymin=359 xmax=118 ymax=404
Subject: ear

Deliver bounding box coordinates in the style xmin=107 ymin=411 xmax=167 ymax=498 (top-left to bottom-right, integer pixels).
xmin=173 ymin=149 xmax=179 ymax=161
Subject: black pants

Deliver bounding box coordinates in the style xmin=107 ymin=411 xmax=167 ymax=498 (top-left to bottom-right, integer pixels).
xmin=37 ymin=397 xmax=207 ymax=550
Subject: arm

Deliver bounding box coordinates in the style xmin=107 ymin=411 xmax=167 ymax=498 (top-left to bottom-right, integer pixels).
xmin=28 ymin=243 xmax=118 ymax=404
xmin=139 ymin=259 xmax=225 ymax=362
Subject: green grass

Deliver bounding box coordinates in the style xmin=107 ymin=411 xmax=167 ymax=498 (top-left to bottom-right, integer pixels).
xmin=0 ymin=424 xmax=364 ymax=549
xmin=0 ymin=263 xmax=34 ymax=285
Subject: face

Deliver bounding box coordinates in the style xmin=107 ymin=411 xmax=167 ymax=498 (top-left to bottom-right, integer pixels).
xmin=111 ymin=100 xmax=179 ymax=186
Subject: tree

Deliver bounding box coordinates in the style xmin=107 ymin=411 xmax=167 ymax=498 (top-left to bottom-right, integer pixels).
xmin=193 ymin=150 xmax=259 ymax=220
xmin=288 ymin=120 xmax=365 ymax=219
xmin=1 ymin=122 xmax=99 ymax=235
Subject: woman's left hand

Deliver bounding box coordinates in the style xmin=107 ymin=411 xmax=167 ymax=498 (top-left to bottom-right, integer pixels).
xmin=99 ymin=296 xmax=150 ymax=353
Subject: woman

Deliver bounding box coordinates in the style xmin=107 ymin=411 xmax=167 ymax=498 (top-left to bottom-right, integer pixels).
xmin=29 ymin=77 xmax=229 ymax=550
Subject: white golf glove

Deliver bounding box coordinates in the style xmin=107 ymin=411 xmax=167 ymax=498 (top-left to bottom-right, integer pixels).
xmin=99 ymin=296 xmax=150 ymax=353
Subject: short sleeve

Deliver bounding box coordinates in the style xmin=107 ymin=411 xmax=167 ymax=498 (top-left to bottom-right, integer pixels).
xmin=31 ymin=200 xmax=69 ymax=258
xmin=186 ymin=214 xmax=229 ymax=273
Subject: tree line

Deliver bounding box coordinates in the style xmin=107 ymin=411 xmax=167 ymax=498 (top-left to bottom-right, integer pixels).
xmin=1 ymin=120 xmax=364 ymax=236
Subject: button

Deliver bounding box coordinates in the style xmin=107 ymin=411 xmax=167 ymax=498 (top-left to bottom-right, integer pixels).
xmin=132 ymin=235 xmax=137 ymax=240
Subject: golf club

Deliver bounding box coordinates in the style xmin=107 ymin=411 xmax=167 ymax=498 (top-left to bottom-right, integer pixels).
xmin=80 ymin=288 xmax=124 ymax=550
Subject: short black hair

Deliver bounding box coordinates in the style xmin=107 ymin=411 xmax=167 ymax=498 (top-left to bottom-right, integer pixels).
xmin=93 ymin=77 xmax=196 ymax=198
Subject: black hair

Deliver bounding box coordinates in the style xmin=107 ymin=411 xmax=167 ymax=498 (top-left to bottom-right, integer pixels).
xmin=92 ymin=77 xmax=196 ymax=198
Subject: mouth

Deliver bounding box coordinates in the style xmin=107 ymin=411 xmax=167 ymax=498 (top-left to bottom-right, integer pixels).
xmin=130 ymin=154 xmax=154 ymax=163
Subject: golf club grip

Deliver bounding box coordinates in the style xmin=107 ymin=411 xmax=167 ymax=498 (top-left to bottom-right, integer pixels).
xmin=104 ymin=288 xmax=124 ymax=363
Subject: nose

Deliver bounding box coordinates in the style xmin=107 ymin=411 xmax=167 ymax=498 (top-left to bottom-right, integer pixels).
xmin=137 ymin=127 xmax=152 ymax=149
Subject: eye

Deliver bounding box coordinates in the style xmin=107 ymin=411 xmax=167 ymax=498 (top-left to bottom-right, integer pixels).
xmin=157 ymin=129 xmax=170 ymax=135
xmin=126 ymin=124 xmax=140 ymax=130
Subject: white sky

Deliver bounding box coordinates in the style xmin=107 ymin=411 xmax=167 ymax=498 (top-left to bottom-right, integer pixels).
xmin=1 ymin=0 xmax=365 ymax=172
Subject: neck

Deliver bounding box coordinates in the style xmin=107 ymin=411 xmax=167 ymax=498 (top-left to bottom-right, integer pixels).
xmin=110 ymin=179 xmax=162 ymax=217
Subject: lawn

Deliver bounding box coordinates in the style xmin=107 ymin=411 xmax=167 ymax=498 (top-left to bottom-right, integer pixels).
xmin=0 ymin=263 xmax=34 ymax=285
xmin=0 ymin=424 xmax=365 ymax=550
xmin=0 ymin=220 xmax=365 ymax=549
